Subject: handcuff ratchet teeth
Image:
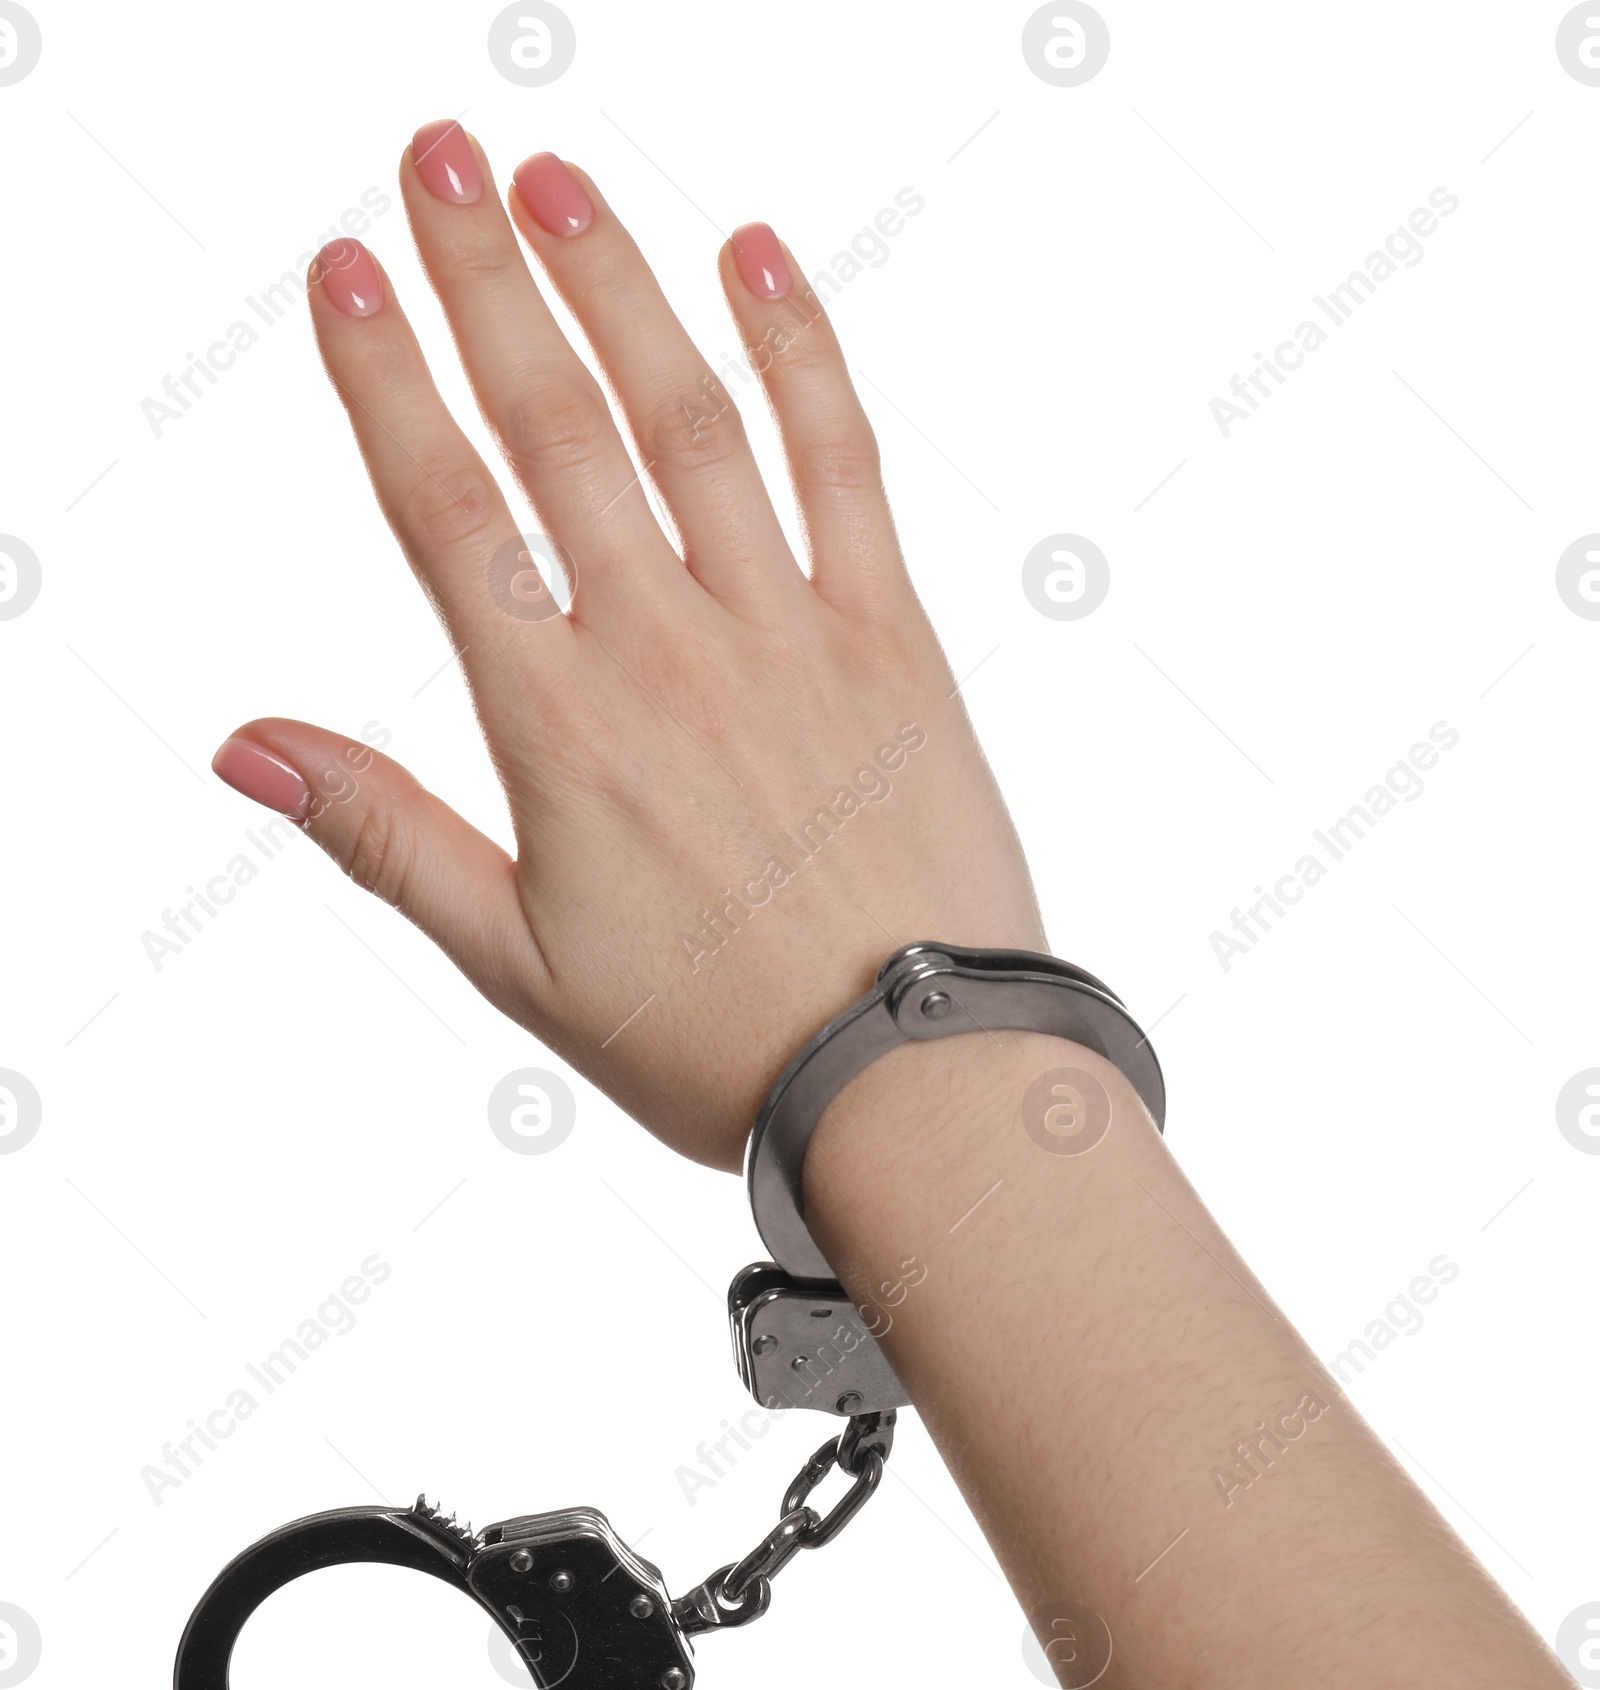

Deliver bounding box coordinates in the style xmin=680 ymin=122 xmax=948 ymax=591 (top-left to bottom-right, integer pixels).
xmin=174 ymin=1416 xmax=895 ymax=1689
xmin=175 ymin=942 xmax=1159 ymax=1686
xmin=174 ymin=1494 xmax=694 ymax=1690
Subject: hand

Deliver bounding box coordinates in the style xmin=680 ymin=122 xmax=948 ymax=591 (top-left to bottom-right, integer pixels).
xmin=212 ymin=122 xmax=1045 ymax=1171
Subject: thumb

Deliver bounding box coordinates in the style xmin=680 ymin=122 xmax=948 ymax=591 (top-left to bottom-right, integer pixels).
xmin=210 ymin=718 xmax=531 ymax=999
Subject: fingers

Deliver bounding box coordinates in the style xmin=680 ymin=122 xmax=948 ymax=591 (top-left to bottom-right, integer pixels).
xmin=307 ymin=237 xmax=578 ymax=719
xmin=718 ymin=225 xmax=910 ymax=617
xmin=505 ymin=154 xmax=805 ymax=604
xmin=211 ymin=722 xmax=541 ymax=1013
xmin=401 ymin=123 xmax=684 ymax=619
xmin=326 ymin=122 xmax=906 ymax=642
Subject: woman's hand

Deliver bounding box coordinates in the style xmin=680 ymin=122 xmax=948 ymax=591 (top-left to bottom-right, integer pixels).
xmin=212 ymin=122 xmax=1044 ymax=1170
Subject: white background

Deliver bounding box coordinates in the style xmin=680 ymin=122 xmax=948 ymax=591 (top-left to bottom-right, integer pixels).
xmin=1 ymin=2 xmax=1597 ymax=1685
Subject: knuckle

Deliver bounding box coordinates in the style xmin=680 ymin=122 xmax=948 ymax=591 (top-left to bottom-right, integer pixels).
xmin=335 ymin=328 xmax=414 ymax=392
xmin=500 ymin=378 xmax=614 ymax=479
xmin=340 ymin=803 xmax=411 ymax=908
xmin=443 ymin=227 xmax=521 ymax=284
xmin=766 ymin=317 xmax=834 ymax=377
xmin=758 ymin=303 xmax=839 ymax=379
xmin=569 ymin=250 xmax=635 ymax=308
xmin=637 ymin=380 xmax=749 ymax=475
xmin=396 ymin=457 xmax=500 ymax=555
xmin=791 ymin=430 xmax=883 ymax=497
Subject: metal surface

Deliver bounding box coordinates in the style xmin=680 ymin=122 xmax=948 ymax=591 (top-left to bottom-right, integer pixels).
xmin=837 ymin=1409 xmax=895 ymax=1473
xmin=176 ymin=945 xmax=1148 ymax=1677
xmin=471 ymin=1507 xmax=689 ymax=1688
xmin=728 ymin=1262 xmax=911 ymax=1414
xmin=173 ymin=1496 xmax=693 ymax=1690
xmin=670 ymin=1565 xmax=772 ymax=1637
xmin=177 ymin=1418 xmax=897 ymax=1678
xmin=675 ymin=1409 xmax=897 ymax=1624
xmin=778 ymin=1435 xmax=883 ymax=1551
xmin=721 ymin=1508 xmax=817 ymax=1598
xmin=745 ymin=942 xmax=1168 ymax=1281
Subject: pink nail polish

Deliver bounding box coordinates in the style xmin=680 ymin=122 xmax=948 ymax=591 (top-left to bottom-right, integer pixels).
xmin=512 ymin=152 xmax=594 ymax=237
xmin=412 ymin=119 xmax=483 ymax=205
xmin=212 ymin=738 xmax=311 ymax=821
xmin=731 ymin=222 xmax=791 ymax=299
xmin=315 ymin=240 xmax=384 ymax=317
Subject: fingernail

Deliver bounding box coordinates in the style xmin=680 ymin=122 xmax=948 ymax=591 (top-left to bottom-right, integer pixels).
xmin=731 ymin=222 xmax=791 ymax=299
xmin=512 ymin=152 xmax=594 ymax=237
xmin=212 ymin=738 xmax=311 ymax=821
xmin=314 ymin=240 xmax=384 ymax=317
xmin=412 ymin=118 xmax=482 ymax=205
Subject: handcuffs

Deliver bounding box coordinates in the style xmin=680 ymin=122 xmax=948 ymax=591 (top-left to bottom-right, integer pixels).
xmin=174 ymin=943 xmax=1164 ymax=1688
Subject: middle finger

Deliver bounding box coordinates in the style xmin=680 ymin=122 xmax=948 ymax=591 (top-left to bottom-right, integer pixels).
xmin=507 ymin=153 xmax=805 ymax=607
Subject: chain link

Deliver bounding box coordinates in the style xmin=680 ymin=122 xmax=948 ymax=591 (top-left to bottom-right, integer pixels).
xmin=671 ymin=1411 xmax=896 ymax=1637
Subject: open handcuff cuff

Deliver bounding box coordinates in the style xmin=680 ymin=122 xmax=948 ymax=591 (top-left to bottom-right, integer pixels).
xmin=174 ymin=943 xmax=1165 ymax=1688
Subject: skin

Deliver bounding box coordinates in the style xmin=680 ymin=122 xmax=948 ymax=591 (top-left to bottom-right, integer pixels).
xmin=810 ymin=1035 xmax=1568 ymax=1687
xmin=216 ymin=129 xmax=1570 ymax=1686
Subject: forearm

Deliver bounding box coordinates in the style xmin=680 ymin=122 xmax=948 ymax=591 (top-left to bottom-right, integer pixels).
xmin=204 ymin=114 xmax=1567 ymax=1686
xmin=803 ymin=1030 xmax=1565 ymax=1688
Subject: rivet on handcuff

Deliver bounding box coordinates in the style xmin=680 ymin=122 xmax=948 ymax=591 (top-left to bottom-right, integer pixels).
xmin=173 ymin=943 xmax=1164 ymax=1688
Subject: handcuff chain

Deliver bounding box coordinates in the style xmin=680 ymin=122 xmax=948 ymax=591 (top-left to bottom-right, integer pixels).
xmin=671 ymin=1411 xmax=895 ymax=1637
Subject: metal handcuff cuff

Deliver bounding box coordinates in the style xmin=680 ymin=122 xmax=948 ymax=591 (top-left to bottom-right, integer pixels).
xmin=173 ymin=942 xmax=1165 ymax=1688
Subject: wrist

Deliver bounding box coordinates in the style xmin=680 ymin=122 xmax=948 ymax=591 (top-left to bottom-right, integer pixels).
xmin=801 ymin=1028 xmax=1155 ymax=1289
